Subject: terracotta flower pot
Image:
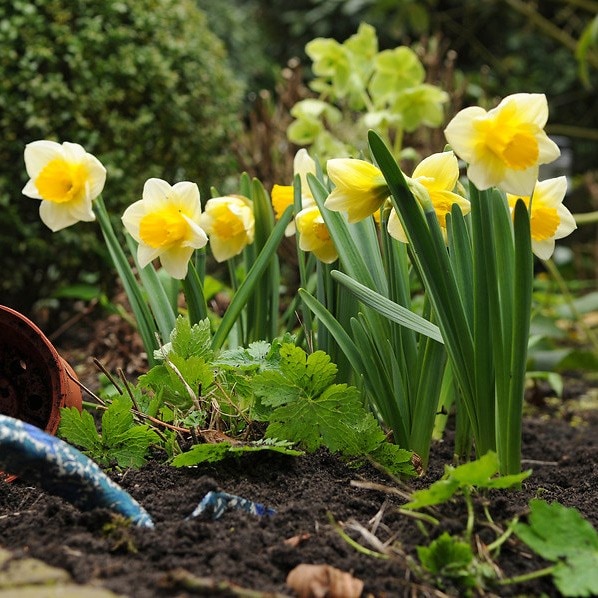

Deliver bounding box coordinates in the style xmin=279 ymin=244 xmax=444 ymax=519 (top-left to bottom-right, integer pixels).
xmin=0 ymin=305 xmax=83 ymax=482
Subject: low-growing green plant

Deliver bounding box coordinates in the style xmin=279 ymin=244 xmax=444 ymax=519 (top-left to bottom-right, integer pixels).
xmin=59 ymin=395 xmax=159 ymax=468
xmin=59 ymin=316 xmax=416 ymax=477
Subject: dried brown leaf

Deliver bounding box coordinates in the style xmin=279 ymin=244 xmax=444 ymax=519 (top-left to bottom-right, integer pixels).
xmin=286 ymin=563 xmax=363 ymax=598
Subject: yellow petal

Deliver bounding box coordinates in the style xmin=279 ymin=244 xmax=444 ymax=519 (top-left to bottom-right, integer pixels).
xmin=412 ymin=151 xmax=459 ymax=192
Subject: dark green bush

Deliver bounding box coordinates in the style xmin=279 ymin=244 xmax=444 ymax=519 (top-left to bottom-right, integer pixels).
xmin=0 ymin=0 xmax=243 ymax=312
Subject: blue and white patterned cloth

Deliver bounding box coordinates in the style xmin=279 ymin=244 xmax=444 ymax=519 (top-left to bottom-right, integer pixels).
xmin=0 ymin=413 xmax=276 ymax=527
xmin=0 ymin=414 xmax=154 ymax=528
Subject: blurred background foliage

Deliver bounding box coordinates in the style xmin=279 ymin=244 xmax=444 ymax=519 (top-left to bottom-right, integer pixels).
xmin=1 ymin=0 xmax=597 ymax=317
xmin=0 ymin=0 xmax=243 ymax=312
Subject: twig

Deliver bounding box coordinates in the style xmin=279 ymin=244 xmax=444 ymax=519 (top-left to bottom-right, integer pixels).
xmin=327 ymin=512 xmax=390 ymax=560
xmin=64 ymin=367 xmax=106 ymax=406
xmin=350 ymin=479 xmax=413 ymax=502
xmin=93 ymin=358 xmax=123 ymax=395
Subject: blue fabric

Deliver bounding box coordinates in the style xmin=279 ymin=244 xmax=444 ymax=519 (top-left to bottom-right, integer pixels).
xmin=0 ymin=414 xmax=154 ymax=528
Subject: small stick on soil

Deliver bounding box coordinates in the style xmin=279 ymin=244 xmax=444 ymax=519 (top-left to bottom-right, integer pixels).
xmin=93 ymin=357 xmax=124 ymax=395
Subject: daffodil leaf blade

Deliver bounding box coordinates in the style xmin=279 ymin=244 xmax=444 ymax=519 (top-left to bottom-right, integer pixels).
xmin=331 ymin=270 xmax=443 ymax=343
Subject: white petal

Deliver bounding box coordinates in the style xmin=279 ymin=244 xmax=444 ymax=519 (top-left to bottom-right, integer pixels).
xmin=466 ymin=155 xmax=505 ymax=191
xmin=444 ymin=106 xmax=486 ymax=163
xmin=39 ymin=201 xmax=78 ymax=232
xmin=537 ymin=134 xmax=560 ymax=165
xmin=532 ymin=238 xmax=555 ymax=260
xmin=181 ymin=214 xmax=209 ymax=248
xmin=23 ymin=140 xmax=63 ymax=178
xmin=160 ymin=246 xmax=194 ymax=279
xmin=84 ymin=155 xmax=107 ymax=199
xmin=172 ymin=181 xmax=201 ymax=216
xmin=22 ymin=179 xmax=42 ymax=199
xmin=387 ymin=208 xmax=408 ymax=243
xmin=498 ymin=93 xmax=549 ymax=127
xmin=67 ymin=198 xmax=95 ymax=223
xmin=534 ymin=176 xmax=567 ymax=207
xmin=142 ymin=178 xmax=173 ymax=205
xmin=500 ymin=165 xmax=539 ymax=196
xmin=121 ymin=200 xmax=147 ymax=240
xmin=555 ymin=205 xmax=577 ymax=239
xmin=137 ymin=243 xmax=162 ymax=268
xmin=61 ymin=142 xmax=88 ymax=163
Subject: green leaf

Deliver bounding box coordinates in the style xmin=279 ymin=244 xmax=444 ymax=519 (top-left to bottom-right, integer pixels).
xmin=170 ymin=316 xmax=212 ymax=360
xmin=418 ymin=532 xmax=473 ymax=575
xmin=215 ymin=340 xmax=274 ymax=371
xmin=369 ymin=442 xmax=416 ymax=477
xmin=265 ymin=383 xmax=371 ymax=453
xmin=172 ymin=439 xmax=303 ymax=466
xmin=58 ymin=407 xmax=102 ymax=452
xmin=515 ymin=499 xmax=598 ymax=597
xmin=102 ymin=395 xmax=135 ymax=445
xmin=404 ymin=452 xmax=531 ymax=509
xmin=331 ymin=270 xmax=443 ymax=343
xmin=252 ymin=344 xmax=338 ymax=408
xmin=109 ymin=426 xmax=160 ymax=468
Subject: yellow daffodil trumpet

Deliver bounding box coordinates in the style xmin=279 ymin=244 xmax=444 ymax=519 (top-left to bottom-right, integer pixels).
xmin=324 ymin=158 xmax=389 ymax=223
xmin=295 ymin=204 xmax=338 ymax=264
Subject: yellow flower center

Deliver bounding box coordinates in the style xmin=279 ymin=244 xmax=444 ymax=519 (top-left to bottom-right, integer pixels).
xmin=530 ymin=204 xmax=559 ymax=241
xmin=312 ymin=219 xmax=330 ymax=242
xmin=210 ymin=204 xmax=246 ymax=239
xmin=35 ymin=158 xmax=88 ymax=203
xmin=139 ymin=208 xmax=189 ymax=248
xmin=271 ymin=185 xmax=294 ymax=219
xmin=476 ymin=104 xmax=539 ymax=170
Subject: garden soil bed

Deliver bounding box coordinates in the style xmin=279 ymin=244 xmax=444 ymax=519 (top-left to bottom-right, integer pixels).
xmin=1 ymin=310 xmax=597 ymax=597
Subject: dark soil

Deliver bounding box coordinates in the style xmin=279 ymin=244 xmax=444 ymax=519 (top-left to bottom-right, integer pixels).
xmin=1 ymin=308 xmax=597 ymax=597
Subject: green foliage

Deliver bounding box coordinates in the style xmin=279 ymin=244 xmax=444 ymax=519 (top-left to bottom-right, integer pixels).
xmin=171 ymin=439 xmax=303 ymax=466
xmin=1 ymin=0 xmax=243 ymax=310
xmin=58 ymin=396 xmax=159 ymax=468
xmin=287 ymin=23 xmax=448 ymax=160
xmin=417 ymin=532 xmax=490 ymax=591
xmin=403 ymin=452 xmax=531 ymax=510
xmin=60 ymin=317 xmax=414 ymax=473
xmin=515 ymin=500 xmax=598 ymax=597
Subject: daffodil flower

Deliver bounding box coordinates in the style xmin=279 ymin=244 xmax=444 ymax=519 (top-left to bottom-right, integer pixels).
xmin=444 ymin=93 xmax=560 ymax=196
xmin=22 ymin=140 xmax=106 ymax=231
xmin=324 ymin=158 xmax=389 ymax=223
xmin=199 ymin=195 xmax=255 ymax=262
xmin=121 ymin=178 xmax=208 ymax=279
xmin=295 ymin=204 xmax=338 ymax=264
xmin=506 ymin=176 xmax=576 ymax=260
xmin=271 ymin=149 xmax=317 ymax=236
xmin=387 ymin=151 xmax=470 ymax=243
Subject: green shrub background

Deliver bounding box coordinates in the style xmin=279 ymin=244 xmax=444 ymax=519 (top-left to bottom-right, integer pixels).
xmin=0 ymin=0 xmax=243 ymax=311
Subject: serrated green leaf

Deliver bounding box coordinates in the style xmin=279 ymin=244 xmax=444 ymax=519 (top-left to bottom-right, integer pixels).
xmin=515 ymin=500 xmax=598 ymax=597
xmin=553 ymin=553 xmax=598 ymax=597
xmin=216 ymin=340 xmax=273 ymax=370
xmin=265 ymin=383 xmax=368 ymax=453
xmin=102 ymin=395 xmax=135 ymax=445
xmin=515 ymin=500 xmax=598 ymax=560
xmin=172 ymin=440 xmax=303 ymax=466
xmin=403 ymin=478 xmax=461 ymax=510
xmin=369 ymin=442 xmax=416 ymax=477
xmin=109 ymin=426 xmax=160 ymax=468
xmin=253 ymin=344 xmax=338 ymax=408
xmin=170 ymin=315 xmax=212 ymax=360
xmin=418 ymin=532 xmax=473 ymax=575
xmin=58 ymin=407 xmax=101 ymax=452
xmin=404 ymin=452 xmax=531 ymax=509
